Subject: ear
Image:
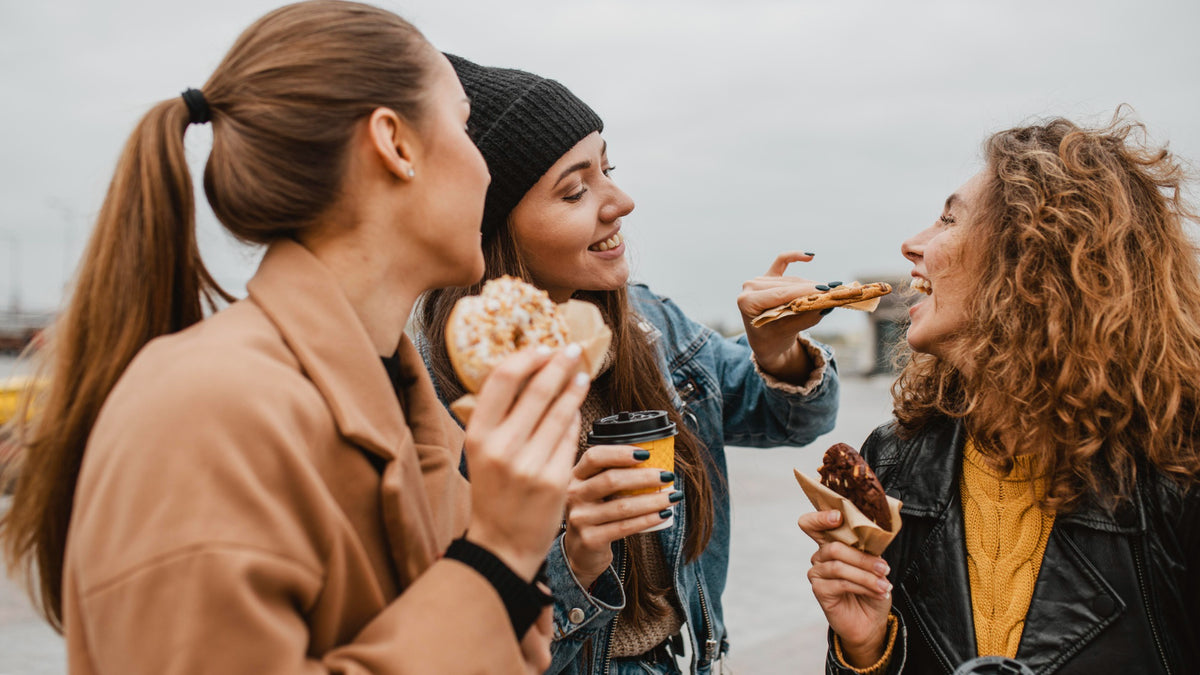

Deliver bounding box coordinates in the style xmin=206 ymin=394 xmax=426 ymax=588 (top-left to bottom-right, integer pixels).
xmin=366 ymin=107 xmax=417 ymax=181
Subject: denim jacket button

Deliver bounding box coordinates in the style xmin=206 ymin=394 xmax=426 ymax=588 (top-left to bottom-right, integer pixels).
xmin=568 ymin=607 xmax=586 ymax=624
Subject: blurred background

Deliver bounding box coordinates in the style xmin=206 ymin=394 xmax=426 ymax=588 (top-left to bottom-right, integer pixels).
xmin=2 ymin=0 xmax=1199 ymax=672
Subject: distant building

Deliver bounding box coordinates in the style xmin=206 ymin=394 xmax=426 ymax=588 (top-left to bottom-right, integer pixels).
xmin=863 ymin=276 xmax=913 ymax=374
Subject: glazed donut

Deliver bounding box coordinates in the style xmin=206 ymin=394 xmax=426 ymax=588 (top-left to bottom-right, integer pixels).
xmin=446 ymin=276 xmax=571 ymax=393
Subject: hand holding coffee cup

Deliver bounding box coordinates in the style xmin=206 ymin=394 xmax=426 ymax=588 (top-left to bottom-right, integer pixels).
xmin=560 ymin=410 xmax=682 ymax=588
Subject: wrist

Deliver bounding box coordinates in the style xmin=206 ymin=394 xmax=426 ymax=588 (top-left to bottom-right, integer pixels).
xmin=563 ymin=531 xmax=612 ymax=590
xmin=840 ymin=619 xmax=890 ymax=669
xmin=754 ymin=336 xmax=813 ymax=384
xmin=464 ymin=529 xmax=541 ymax=582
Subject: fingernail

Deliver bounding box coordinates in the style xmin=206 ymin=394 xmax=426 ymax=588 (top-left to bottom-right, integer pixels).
xmin=875 ymin=561 xmax=889 ymax=576
xmin=827 ymin=280 xmax=843 ymax=287
xmin=815 ymin=284 xmax=831 ymax=291
xmin=573 ymin=372 xmax=590 ymax=387
xmin=633 ymin=449 xmax=650 ymax=460
xmin=660 ymin=471 xmax=675 ymax=483
xmin=669 ymin=490 xmax=684 ymax=503
xmin=659 ymin=509 xmax=672 ymax=519
xmin=819 ymin=308 xmax=834 ymax=316
xmin=564 ymin=343 xmax=582 ymax=359
xmin=535 ymin=344 xmax=553 ymax=356
xmin=826 ymin=511 xmax=840 ymax=525
xmin=804 ymin=251 xmax=815 ymax=256
xmin=877 ymin=578 xmax=892 ymax=593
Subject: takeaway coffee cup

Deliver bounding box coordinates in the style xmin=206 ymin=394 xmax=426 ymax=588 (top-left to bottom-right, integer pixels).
xmin=587 ymin=410 xmax=677 ymax=533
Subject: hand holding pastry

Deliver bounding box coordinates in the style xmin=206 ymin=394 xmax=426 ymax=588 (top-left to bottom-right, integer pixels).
xmin=737 ymin=251 xmax=823 ymax=384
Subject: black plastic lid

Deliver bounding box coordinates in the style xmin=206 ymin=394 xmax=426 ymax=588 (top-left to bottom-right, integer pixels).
xmin=586 ymin=410 xmax=676 ymax=445
xmin=952 ymin=657 xmax=1035 ymax=675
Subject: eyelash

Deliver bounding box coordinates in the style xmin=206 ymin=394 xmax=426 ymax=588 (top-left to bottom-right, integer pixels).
xmin=939 ymin=214 xmax=956 ymax=225
xmin=564 ymin=167 xmax=616 ymax=203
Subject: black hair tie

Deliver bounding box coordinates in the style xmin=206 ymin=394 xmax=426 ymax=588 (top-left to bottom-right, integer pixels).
xmin=180 ymin=88 xmax=211 ymax=125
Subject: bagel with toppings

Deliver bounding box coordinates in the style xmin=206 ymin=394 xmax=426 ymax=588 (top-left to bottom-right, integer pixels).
xmin=445 ymin=276 xmax=611 ymax=421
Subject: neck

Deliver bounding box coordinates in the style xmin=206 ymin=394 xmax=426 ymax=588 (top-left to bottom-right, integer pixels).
xmin=301 ymin=225 xmax=423 ymax=357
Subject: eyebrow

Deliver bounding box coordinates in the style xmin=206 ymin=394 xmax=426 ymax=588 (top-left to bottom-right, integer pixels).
xmin=944 ymin=193 xmax=960 ymax=211
xmin=552 ymin=141 xmax=609 ymax=189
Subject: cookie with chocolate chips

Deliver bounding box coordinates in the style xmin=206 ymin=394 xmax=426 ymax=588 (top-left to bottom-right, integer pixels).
xmin=817 ymin=443 xmax=892 ymax=532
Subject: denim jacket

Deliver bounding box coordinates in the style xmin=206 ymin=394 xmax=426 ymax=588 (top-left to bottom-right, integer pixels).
xmin=544 ymin=284 xmax=838 ymax=674
xmin=414 ymin=283 xmax=838 ymax=674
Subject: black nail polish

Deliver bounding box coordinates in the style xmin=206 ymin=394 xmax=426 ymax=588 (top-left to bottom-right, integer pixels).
xmin=819 ymin=308 xmax=834 ymax=316
xmin=633 ymin=449 xmax=650 ymax=461
xmin=659 ymin=509 xmax=672 ymax=519
xmin=827 ymin=280 xmax=843 ymax=287
xmin=669 ymin=490 xmax=684 ymax=503
xmin=660 ymin=471 xmax=675 ymax=483
xmin=815 ymin=284 xmax=830 ymax=291
xmin=804 ymin=251 xmax=815 ymax=256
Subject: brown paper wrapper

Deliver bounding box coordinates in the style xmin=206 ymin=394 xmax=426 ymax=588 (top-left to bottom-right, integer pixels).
xmin=794 ymin=468 xmax=902 ymax=556
xmin=450 ymin=299 xmax=612 ymax=425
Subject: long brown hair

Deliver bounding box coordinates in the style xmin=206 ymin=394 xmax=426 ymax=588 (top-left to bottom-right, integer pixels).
xmin=418 ymin=219 xmax=715 ymax=628
xmin=0 ymin=0 xmax=433 ymax=630
xmin=894 ymin=112 xmax=1200 ymax=511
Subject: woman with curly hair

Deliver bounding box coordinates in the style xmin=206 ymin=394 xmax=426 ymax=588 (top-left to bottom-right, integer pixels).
xmin=800 ymin=115 xmax=1200 ymax=674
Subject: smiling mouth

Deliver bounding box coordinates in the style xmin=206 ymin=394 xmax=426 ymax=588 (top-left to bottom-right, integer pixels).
xmin=911 ymin=277 xmax=932 ymax=295
xmin=589 ymin=232 xmax=624 ymax=252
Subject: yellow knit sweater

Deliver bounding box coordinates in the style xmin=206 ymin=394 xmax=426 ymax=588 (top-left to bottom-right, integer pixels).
xmin=835 ymin=440 xmax=1055 ymax=673
xmin=960 ymin=439 xmax=1055 ymax=658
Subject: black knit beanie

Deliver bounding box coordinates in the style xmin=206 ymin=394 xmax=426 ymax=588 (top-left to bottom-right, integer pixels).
xmin=446 ymin=53 xmax=604 ymax=237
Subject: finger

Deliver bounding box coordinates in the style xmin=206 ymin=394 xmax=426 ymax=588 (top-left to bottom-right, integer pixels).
xmin=501 ymin=345 xmax=585 ymax=441
xmin=569 ymin=507 xmax=675 ymax=544
xmin=541 ymin=409 xmax=584 ymax=483
xmin=570 ymin=487 xmax=679 ymax=526
xmin=798 ymin=510 xmax=844 ymax=542
xmin=811 ymin=577 xmax=893 ymax=602
xmin=765 ymin=250 xmax=815 ymax=276
xmin=573 ymin=444 xmax=653 ymax=481
xmin=521 ymin=368 xmax=590 ymax=472
xmin=571 ymin=467 xmax=671 ymax=504
xmin=469 ymin=347 xmax=555 ymax=432
xmin=812 ymin=541 xmax=891 ymax=578
xmin=810 ymin=559 xmax=892 ymax=596
xmin=740 ymin=283 xmax=819 ymax=312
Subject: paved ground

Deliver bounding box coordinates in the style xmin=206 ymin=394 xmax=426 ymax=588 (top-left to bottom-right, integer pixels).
xmin=0 ymin=375 xmax=896 ymax=674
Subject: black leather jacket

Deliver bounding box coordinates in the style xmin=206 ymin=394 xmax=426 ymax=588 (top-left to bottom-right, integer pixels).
xmin=826 ymin=418 xmax=1200 ymax=675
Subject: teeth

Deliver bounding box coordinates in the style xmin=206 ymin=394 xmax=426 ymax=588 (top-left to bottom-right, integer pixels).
xmin=911 ymin=277 xmax=932 ymax=295
xmin=590 ymin=232 xmax=623 ymax=252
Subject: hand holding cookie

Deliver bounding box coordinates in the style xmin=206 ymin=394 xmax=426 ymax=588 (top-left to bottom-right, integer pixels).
xmin=737 ymin=251 xmax=824 ymax=384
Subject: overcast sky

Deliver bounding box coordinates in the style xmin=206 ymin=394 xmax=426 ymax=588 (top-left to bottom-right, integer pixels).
xmin=2 ymin=0 xmax=1199 ymax=336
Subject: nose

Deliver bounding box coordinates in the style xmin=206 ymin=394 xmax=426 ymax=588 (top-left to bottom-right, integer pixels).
xmin=600 ymin=183 xmax=635 ymax=223
xmin=901 ymin=226 xmax=928 ymax=264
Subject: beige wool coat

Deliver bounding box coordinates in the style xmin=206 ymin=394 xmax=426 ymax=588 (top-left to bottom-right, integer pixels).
xmin=62 ymin=239 xmax=526 ymax=673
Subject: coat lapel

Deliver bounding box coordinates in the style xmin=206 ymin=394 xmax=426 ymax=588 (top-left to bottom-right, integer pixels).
xmin=1015 ymin=527 xmax=1126 ymax=674
xmin=246 ymin=239 xmax=466 ymax=589
xmin=895 ymin=483 xmax=978 ymax=671
xmin=887 ymin=421 xmax=977 ymax=672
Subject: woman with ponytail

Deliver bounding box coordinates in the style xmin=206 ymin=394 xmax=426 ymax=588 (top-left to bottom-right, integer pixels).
xmin=417 ymin=55 xmax=839 ymax=674
xmin=0 ymin=2 xmax=587 ymax=672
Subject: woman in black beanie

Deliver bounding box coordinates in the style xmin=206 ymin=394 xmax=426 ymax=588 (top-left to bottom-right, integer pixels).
xmin=417 ymin=54 xmax=840 ymax=674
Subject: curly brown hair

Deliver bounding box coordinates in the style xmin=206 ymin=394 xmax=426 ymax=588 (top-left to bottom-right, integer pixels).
xmin=893 ymin=112 xmax=1200 ymax=511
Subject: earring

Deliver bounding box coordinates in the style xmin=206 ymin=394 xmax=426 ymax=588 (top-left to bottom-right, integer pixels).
xmin=408 ymin=168 xmax=415 ymax=178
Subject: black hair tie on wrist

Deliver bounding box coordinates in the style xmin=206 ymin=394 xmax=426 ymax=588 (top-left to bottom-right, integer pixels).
xmin=180 ymin=88 xmax=211 ymax=125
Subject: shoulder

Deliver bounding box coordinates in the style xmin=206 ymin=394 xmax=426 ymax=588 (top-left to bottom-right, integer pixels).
xmin=95 ymin=299 xmax=330 ymax=459
xmin=626 ymin=283 xmax=714 ymax=363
